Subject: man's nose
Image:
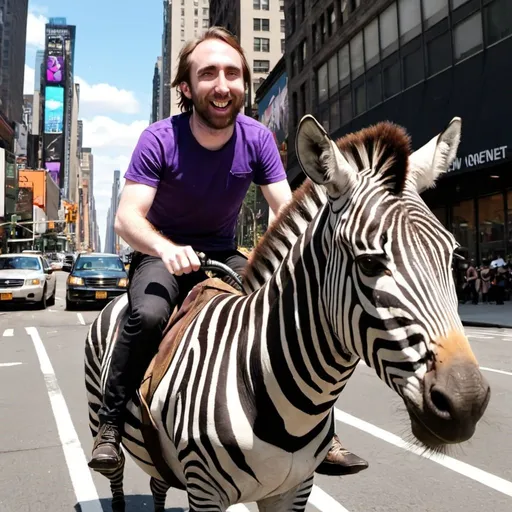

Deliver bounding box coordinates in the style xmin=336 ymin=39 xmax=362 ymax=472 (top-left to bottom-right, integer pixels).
xmin=215 ymin=72 xmax=229 ymax=95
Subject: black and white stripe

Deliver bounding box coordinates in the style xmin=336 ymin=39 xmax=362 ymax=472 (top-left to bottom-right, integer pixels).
xmin=85 ymin=116 xmax=463 ymax=511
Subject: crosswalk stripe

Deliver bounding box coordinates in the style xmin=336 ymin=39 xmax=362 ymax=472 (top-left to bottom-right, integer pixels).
xmin=2 ymin=329 xmax=13 ymax=337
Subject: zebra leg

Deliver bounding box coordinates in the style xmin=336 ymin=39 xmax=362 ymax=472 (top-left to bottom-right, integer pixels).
xmin=97 ymin=450 xmax=126 ymax=512
xmin=256 ymin=475 xmax=314 ymax=512
xmin=150 ymin=476 xmax=170 ymax=512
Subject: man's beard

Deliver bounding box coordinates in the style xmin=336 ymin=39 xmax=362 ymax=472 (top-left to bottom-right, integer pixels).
xmin=191 ymin=88 xmax=245 ymax=130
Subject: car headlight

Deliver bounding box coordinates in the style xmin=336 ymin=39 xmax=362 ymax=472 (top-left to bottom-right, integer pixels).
xmin=68 ymin=276 xmax=84 ymax=286
xmin=26 ymin=279 xmax=41 ymax=285
xmin=118 ymin=278 xmax=129 ymax=287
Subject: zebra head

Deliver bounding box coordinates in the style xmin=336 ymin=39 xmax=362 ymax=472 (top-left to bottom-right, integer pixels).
xmin=295 ymin=115 xmax=490 ymax=449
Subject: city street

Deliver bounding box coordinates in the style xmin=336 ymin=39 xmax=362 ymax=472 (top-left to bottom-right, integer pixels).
xmin=0 ymin=273 xmax=511 ymax=512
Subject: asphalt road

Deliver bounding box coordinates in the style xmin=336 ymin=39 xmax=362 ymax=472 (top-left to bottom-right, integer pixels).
xmin=0 ymin=272 xmax=511 ymax=512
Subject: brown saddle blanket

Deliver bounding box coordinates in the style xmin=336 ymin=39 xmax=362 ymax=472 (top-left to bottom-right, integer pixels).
xmin=137 ymin=277 xmax=241 ymax=487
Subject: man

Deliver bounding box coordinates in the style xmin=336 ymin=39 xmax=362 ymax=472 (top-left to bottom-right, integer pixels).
xmin=88 ymin=27 xmax=368 ymax=477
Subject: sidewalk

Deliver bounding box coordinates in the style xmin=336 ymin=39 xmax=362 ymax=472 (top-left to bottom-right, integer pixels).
xmin=459 ymin=301 xmax=512 ymax=328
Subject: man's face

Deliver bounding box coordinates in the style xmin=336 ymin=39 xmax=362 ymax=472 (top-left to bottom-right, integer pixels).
xmin=182 ymin=39 xmax=246 ymax=130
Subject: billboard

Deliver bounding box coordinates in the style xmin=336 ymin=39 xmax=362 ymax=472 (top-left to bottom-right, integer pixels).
xmin=44 ymin=86 xmax=64 ymax=133
xmin=47 ymin=56 xmax=64 ymax=83
xmin=44 ymin=133 xmax=63 ymax=162
xmin=257 ymin=73 xmax=288 ymax=167
xmin=45 ymin=162 xmax=61 ymax=184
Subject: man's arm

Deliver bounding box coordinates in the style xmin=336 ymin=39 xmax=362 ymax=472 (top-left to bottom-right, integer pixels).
xmin=115 ymin=180 xmax=200 ymax=274
xmin=261 ymin=179 xmax=293 ymax=218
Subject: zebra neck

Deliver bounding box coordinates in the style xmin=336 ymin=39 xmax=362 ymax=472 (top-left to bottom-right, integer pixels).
xmin=248 ymin=213 xmax=358 ymax=445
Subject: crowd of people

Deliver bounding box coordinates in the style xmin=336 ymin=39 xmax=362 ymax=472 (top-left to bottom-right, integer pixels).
xmin=457 ymin=255 xmax=511 ymax=305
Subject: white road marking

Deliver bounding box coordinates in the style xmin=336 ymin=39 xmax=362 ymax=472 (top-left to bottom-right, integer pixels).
xmin=77 ymin=313 xmax=86 ymax=325
xmin=480 ymin=366 xmax=512 ymax=377
xmin=0 ymin=362 xmax=22 ymax=367
xmin=467 ymin=329 xmax=512 ymax=338
xmin=309 ymin=485 xmax=350 ymax=512
xmin=334 ymin=408 xmax=512 ymax=497
xmin=468 ymin=335 xmax=493 ymax=340
xmin=25 ymin=327 xmax=103 ymax=512
xmin=2 ymin=328 xmax=13 ymax=336
xmin=227 ymin=504 xmax=251 ymax=511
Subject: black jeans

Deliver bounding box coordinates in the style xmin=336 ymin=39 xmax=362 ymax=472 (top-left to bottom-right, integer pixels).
xmin=98 ymin=249 xmax=248 ymax=427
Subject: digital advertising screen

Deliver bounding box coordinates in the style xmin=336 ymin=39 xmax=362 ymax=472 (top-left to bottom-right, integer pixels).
xmin=44 ymin=86 xmax=64 ymax=133
xmin=45 ymin=162 xmax=61 ymax=184
xmin=44 ymin=133 xmax=63 ymax=162
xmin=47 ymin=56 xmax=64 ymax=83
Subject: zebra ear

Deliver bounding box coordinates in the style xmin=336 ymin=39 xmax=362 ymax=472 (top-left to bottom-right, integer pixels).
xmin=295 ymin=115 xmax=357 ymax=197
xmin=408 ymin=117 xmax=461 ymax=193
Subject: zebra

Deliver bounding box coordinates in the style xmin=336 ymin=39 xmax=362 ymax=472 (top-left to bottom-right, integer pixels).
xmin=85 ymin=115 xmax=490 ymax=512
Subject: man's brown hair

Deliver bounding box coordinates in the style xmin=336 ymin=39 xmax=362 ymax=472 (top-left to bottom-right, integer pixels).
xmin=171 ymin=27 xmax=251 ymax=112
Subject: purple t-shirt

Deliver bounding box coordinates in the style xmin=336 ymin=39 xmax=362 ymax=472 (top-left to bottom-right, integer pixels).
xmin=124 ymin=112 xmax=286 ymax=251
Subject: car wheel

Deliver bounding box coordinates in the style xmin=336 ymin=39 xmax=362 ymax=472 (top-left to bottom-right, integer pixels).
xmin=48 ymin=290 xmax=56 ymax=307
xmin=38 ymin=286 xmax=48 ymax=310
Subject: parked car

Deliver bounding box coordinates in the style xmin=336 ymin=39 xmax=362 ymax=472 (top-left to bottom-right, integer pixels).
xmin=66 ymin=253 xmax=128 ymax=310
xmin=0 ymin=253 xmax=57 ymax=309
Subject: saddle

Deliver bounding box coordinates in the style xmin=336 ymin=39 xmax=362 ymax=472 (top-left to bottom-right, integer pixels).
xmin=137 ymin=277 xmax=242 ymax=487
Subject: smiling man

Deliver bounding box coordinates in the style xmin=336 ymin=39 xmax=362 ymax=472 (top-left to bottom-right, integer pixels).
xmin=88 ymin=27 xmax=367 ymax=477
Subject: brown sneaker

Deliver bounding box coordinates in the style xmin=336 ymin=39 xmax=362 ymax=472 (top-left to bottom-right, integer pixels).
xmin=88 ymin=423 xmax=122 ymax=471
xmin=315 ymin=434 xmax=369 ymax=476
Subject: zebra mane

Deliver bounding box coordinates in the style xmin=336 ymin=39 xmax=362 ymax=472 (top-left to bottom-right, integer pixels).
xmin=242 ymin=122 xmax=411 ymax=293
xmin=242 ymin=179 xmax=327 ymax=293
xmin=336 ymin=122 xmax=411 ymax=195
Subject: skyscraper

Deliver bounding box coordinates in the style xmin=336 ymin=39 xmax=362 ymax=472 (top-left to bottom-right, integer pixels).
xmin=0 ymin=0 xmax=29 ymax=125
xmin=105 ymin=170 xmax=120 ymax=254
xmin=209 ymin=0 xmax=284 ymax=114
xmin=34 ymin=50 xmax=45 ymax=92
xmin=162 ymin=0 xmax=211 ymax=116
xmin=151 ymin=57 xmax=162 ymax=123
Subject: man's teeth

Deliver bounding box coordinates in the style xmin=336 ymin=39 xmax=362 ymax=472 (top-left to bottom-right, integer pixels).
xmin=213 ymin=100 xmax=229 ymax=108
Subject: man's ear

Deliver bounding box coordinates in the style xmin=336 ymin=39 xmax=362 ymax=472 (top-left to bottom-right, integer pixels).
xmin=180 ymin=82 xmax=192 ymax=100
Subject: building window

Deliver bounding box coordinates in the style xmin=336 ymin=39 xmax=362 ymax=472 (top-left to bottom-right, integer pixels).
xmin=422 ymin=0 xmax=448 ymax=29
xmin=181 ymin=29 xmax=185 ymax=38
xmin=254 ymin=60 xmax=270 ymax=73
xmin=279 ymin=0 xmax=284 ymax=12
xmin=203 ymin=19 xmax=209 ymax=28
xmin=328 ymin=5 xmax=335 ymax=37
xmin=340 ymin=90 xmax=352 ymax=126
xmin=484 ymin=0 xmax=512 ymax=47
xmin=454 ymin=12 xmax=483 ymax=62
xmin=328 ymin=54 xmax=338 ymax=97
xmin=281 ymin=39 xmax=285 ymax=52
xmin=312 ymin=23 xmax=319 ymax=53
xmin=254 ymin=18 xmax=261 ymax=30
xmin=262 ymin=0 xmax=269 ymax=10
xmin=350 ymin=32 xmax=364 ymax=79
xmin=300 ymin=82 xmax=307 ymax=117
xmin=203 ymin=7 xmax=208 ymax=16
xmin=364 ymin=18 xmax=379 ymax=70
xmin=330 ymin=100 xmax=340 ymax=132
xmin=281 ymin=19 xmax=285 ymax=33
xmin=262 ymin=19 xmax=270 ymax=30
xmin=452 ymin=199 xmax=476 ymax=260
xmin=254 ymin=37 xmax=270 ymax=52
xmin=338 ymin=44 xmax=350 ymax=88
xmin=380 ymin=3 xmax=398 ymax=58
xmin=398 ymin=0 xmax=421 ymax=44
xmin=181 ymin=8 xmax=185 ymax=16
xmin=301 ymin=38 xmax=307 ymax=62
xmin=317 ymin=63 xmax=328 ymax=104
xmin=403 ymin=43 xmax=424 ymax=88
xmin=367 ymin=71 xmax=382 ymax=108
xmin=194 ymin=8 xmax=198 ymax=15
xmin=383 ymin=58 xmax=401 ymax=98
xmin=427 ymin=31 xmax=452 ymax=75
xmin=320 ymin=108 xmax=330 ymax=133
xmin=479 ymin=194 xmax=505 ymax=262
xmin=194 ymin=19 xmax=198 ymax=27
xmin=354 ymin=82 xmax=366 ymax=116
xmin=452 ymin=0 xmax=471 ymax=9
xmin=253 ymin=80 xmax=262 ymax=94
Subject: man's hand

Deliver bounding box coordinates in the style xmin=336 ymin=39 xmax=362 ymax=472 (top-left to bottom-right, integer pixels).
xmin=155 ymin=242 xmax=201 ymax=276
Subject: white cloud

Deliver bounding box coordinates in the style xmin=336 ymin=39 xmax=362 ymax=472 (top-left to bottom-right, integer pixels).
xmin=76 ymin=76 xmax=140 ymax=115
xmin=24 ymin=65 xmax=35 ymax=95
xmin=82 ymin=117 xmax=149 ymax=247
xmin=26 ymin=12 xmax=48 ymax=49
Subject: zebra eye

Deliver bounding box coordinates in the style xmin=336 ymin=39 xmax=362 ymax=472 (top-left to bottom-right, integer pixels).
xmin=356 ymin=255 xmax=388 ymax=277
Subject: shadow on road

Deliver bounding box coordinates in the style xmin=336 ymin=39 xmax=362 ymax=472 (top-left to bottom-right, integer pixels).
xmin=75 ymin=496 xmax=185 ymax=511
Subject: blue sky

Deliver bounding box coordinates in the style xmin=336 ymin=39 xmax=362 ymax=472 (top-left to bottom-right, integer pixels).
xmin=24 ymin=0 xmax=163 ymax=246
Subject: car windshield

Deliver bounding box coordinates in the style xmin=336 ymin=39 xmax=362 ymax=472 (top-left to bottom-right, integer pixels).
xmin=0 ymin=256 xmax=41 ymax=270
xmin=75 ymin=256 xmax=124 ymax=271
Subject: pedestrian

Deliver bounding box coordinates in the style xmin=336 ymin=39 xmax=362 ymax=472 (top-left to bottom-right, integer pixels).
xmin=465 ymin=259 xmax=478 ymax=304
xmin=88 ymin=27 xmax=368 ymax=477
